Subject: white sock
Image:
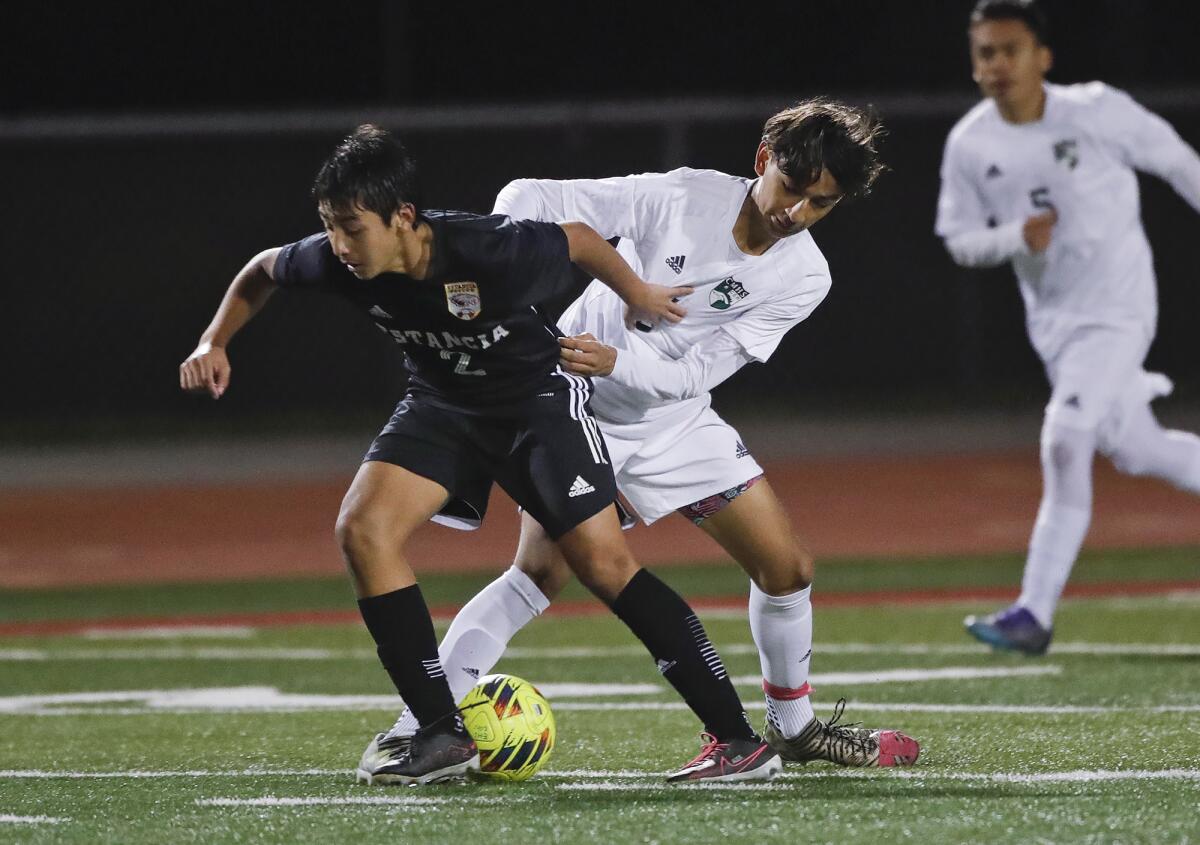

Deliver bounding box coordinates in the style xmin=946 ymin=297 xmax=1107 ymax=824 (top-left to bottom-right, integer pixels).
xmin=1017 ymin=421 xmax=1095 ymax=629
xmin=1107 ymin=401 xmax=1200 ymax=495
xmin=387 ymin=566 xmax=550 ymax=738
xmin=748 ymin=581 xmax=815 ymax=737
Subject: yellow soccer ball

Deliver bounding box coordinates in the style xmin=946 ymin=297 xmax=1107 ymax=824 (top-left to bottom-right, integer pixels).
xmin=460 ymin=673 xmax=556 ymax=782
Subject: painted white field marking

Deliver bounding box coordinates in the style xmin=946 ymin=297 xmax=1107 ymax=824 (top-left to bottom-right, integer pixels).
xmin=550 ymin=700 xmax=1200 ymax=714
xmin=2 ymin=641 xmax=1197 ymax=661
xmin=198 ymin=796 xmax=448 ymax=807
xmin=0 ymin=683 xmax=663 ymax=715
xmin=5 ymin=767 xmax=1198 ymax=787
xmin=555 ymin=768 xmax=1200 ymax=791
xmin=0 ymin=814 xmax=68 ymax=824
xmin=81 ymin=626 xmax=255 ymax=640
xmin=0 ymin=768 xmax=350 ymax=779
xmin=734 ymin=665 xmax=1062 ymax=686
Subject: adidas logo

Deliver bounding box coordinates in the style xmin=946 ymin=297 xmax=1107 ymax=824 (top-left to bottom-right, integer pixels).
xmin=665 ymin=255 xmax=686 ymax=275
xmin=463 ymin=667 xmax=480 ymax=679
xmin=734 ymin=440 xmax=750 ymax=459
xmin=568 ymin=475 xmax=596 ymax=497
xmin=656 ymin=658 xmax=677 ymax=674
xmin=368 ymin=305 xmax=394 ymax=320
xmin=985 ymin=164 xmax=1003 ymax=179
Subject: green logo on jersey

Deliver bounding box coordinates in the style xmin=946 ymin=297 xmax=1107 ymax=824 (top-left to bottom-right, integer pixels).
xmin=1053 ymin=139 xmax=1079 ymax=170
xmin=709 ymin=277 xmax=749 ymax=310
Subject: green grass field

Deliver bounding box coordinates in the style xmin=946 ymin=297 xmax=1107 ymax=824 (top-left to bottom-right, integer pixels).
xmin=1 ymin=549 xmax=1198 ymax=844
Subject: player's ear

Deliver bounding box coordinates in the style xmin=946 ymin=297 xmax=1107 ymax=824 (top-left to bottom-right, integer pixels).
xmin=391 ymin=204 xmax=417 ymax=232
xmin=1038 ymin=44 xmax=1053 ymax=75
xmin=754 ymin=141 xmax=771 ymax=177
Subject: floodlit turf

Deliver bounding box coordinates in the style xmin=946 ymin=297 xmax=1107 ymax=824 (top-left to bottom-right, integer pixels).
xmin=0 ymin=549 xmax=1198 ymax=843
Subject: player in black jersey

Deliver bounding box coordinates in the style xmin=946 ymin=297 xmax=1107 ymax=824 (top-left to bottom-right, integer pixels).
xmin=180 ymin=125 xmax=782 ymax=785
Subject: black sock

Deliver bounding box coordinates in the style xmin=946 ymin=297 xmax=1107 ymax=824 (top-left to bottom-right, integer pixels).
xmin=357 ymin=585 xmax=462 ymax=732
xmin=610 ymin=569 xmax=757 ymax=743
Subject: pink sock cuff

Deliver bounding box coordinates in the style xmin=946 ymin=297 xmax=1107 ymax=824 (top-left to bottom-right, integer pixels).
xmin=762 ymin=680 xmax=812 ymax=701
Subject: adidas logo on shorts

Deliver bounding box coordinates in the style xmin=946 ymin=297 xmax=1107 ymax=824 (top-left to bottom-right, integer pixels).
xmin=568 ymin=475 xmax=596 ymax=497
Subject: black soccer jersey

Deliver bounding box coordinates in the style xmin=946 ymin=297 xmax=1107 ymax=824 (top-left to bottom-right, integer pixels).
xmin=273 ymin=211 xmax=582 ymax=414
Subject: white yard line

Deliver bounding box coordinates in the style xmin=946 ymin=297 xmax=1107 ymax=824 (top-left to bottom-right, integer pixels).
xmin=198 ymin=796 xmax=448 ymax=807
xmin=6 ymin=766 xmax=1199 ymax=789
xmin=553 ymin=700 xmax=1200 ymax=714
xmin=733 ymin=665 xmax=1062 ymax=686
xmin=2 ymin=682 xmax=1198 ymax=717
xmin=81 ymin=626 xmax=256 ymax=640
xmin=556 ymin=768 xmax=1200 ymax=791
xmin=0 ymin=814 xmax=68 ymax=824
xmin=0 ymin=768 xmax=349 ymax=779
xmin=3 ymin=641 xmax=1196 ymax=661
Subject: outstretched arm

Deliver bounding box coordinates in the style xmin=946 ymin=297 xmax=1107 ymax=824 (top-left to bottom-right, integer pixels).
xmin=558 ymin=222 xmax=691 ymax=327
xmin=179 ymin=247 xmax=281 ymax=399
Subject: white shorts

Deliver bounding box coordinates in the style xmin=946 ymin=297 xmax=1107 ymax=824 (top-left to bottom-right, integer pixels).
xmin=1040 ymin=322 xmax=1172 ymax=451
xmin=599 ymin=402 xmax=764 ymax=525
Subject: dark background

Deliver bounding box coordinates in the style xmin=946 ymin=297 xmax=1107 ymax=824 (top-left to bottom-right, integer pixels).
xmin=4 ymin=0 xmax=1200 ymax=441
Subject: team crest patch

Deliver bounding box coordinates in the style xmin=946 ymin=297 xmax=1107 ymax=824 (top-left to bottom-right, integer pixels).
xmin=1053 ymin=139 xmax=1079 ymax=170
xmin=709 ymin=277 xmax=749 ymax=310
xmin=444 ymin=282 xmax=481 ymax=320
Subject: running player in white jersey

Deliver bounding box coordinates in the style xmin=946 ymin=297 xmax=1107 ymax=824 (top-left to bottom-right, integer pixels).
xmin=381 ymin=99 xmax=922 ymax=770
xmin=937 ymin=0 xmax=1200 ymax=654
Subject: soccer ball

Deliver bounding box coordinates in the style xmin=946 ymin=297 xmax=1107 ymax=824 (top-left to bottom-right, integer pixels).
xmin=459 ymin=673 xmax=556 ymax=782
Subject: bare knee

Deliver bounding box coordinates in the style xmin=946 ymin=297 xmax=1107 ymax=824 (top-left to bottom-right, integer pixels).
xmin=751 ymin=544 xmax=814 ymax=596
xmin=568 ymin=548 xmax=640 ymax=604
xmin=515 ymin=515 xmax=573 ymax=601
xmin=335 ymin=504 xmax=396 ymax=576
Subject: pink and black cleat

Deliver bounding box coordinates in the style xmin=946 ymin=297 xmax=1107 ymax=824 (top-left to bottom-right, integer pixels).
xmin=666 ymin=733 xmax=783 ymax=783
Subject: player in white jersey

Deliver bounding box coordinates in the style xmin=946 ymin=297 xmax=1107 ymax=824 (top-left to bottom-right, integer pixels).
xmin=378 ymin=100 xmax=922 ymax=770
xmin=937 ymin=0 xmax=1200 ymax=654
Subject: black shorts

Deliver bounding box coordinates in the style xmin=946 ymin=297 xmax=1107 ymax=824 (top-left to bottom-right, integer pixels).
xmin=363 ymin=392 xmax=617 ymax=540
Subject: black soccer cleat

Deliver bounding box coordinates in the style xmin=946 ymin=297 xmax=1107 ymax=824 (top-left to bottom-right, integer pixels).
xmin=356 ymin=714 xmax=479 ymax=786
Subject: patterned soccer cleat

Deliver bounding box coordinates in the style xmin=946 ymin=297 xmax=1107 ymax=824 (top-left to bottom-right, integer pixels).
xmin=964 ymin=604 xmax=1053 ymax=655
xmin=764 ymin=699 xmax=921 ymax=767
xmin=665 ymin=733 xmax=783 ymax=783
xmin=355 ymin=717 xmax=478 ymax=786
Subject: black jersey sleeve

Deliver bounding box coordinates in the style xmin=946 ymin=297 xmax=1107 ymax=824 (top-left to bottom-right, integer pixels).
xmin=487 ymin=217 xmax=574 ymax=309
xmin=272 ymin=232 xmax=342 ymax=290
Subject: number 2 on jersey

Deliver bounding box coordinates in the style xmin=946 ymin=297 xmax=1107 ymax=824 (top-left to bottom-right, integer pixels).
xmin=440 ymin=349 xmax=486 ymax=376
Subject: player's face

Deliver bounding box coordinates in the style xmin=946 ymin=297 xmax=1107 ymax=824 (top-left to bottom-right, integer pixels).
xmin=752 ymin=142 xmax=843 ymax=239
xmin=318 ymin=203 xmax=408 ymax=279
xmin=969 ymin=19 xmax=1052 ymax=109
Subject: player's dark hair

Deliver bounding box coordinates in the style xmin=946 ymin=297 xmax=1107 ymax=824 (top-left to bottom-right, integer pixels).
xmin=970 ymin=0 xmax=1049 ymax=45
xmin=761 ymin=99 xmax=886 ymax=200
xmin=313 ymin=124 xmax=422 ymax=222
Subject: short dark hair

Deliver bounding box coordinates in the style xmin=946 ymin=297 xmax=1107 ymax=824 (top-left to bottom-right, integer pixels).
xmin=970 ymin=0 xmax=1049 ymax=44
xmin=313 ymin=124 xmax=422 ymax=221
xmin=761 ymin=99 xmax=886 ymax=200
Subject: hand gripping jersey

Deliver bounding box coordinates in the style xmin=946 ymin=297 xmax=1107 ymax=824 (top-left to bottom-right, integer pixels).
xmin=936 ymin=82 xmax=1200 ymax=352
xmin=494 ymin=168 xmax=832 ymax=425
xmin=272 ymin=211 xmax=579 ymax=415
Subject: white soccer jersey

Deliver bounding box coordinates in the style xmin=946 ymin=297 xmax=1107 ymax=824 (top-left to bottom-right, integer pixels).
xmin=493 ymin=168 xmax=831 ymax=425
xmin=936 ymin=82 xmax=1200 ymax=353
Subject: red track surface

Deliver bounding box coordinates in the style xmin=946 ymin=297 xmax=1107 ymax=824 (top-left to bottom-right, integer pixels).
xmin=3 ymin=450 xmax=1200 ymax=590
xmin=3 ymin=578 xmax=1198 ymax=637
